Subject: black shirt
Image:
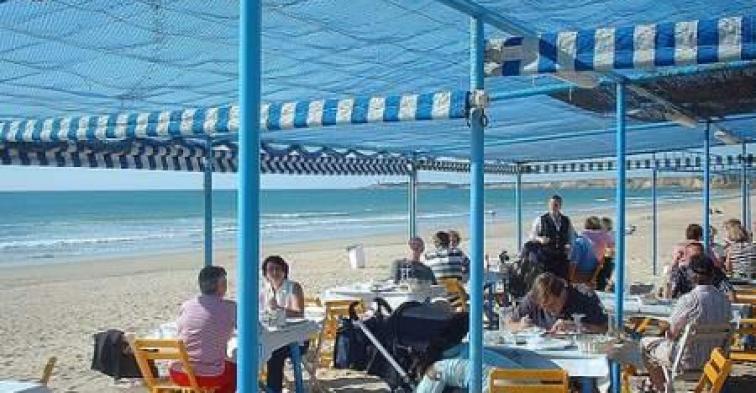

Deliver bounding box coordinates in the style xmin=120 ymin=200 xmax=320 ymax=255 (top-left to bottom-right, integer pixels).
xmin=513 ymin=285 xmax=608 ymax=330
xmin=390 ymin=259 xmax=437 ymax=285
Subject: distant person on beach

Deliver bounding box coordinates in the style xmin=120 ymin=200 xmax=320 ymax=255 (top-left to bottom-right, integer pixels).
xmin=529 ymin=195 xmax=575 ymax=280
xmin=171 ymin=266 xmax=236 ymax=393
xmin=390 ymin=237 xmax=437 ymax=284
xmin=260 ymin=255 xmax=307 ymax=393
xmin=426 ymin=231 xmax=468 ymax=282
xmin=723 ymin=219 xmax=756 ymax=279
xmin=448 ymin=230 xmax=471 ymax=277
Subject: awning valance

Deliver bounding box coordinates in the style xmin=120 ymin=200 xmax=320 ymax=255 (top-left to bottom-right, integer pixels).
xmin=485 ymin=15 xmax=755 ymax=77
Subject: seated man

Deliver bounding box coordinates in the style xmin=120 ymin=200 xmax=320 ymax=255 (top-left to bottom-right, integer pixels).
xmin=641 ymin=254 xmax=732 ymax=392
xmin=390 ymin=237 xmax=437 ymax=284
xmin=426 ymin=231 xmax=468 ymax=283
xmin=507 ymin=272 xmax=608 ymax=333
xmin=667 ymin=242 xmax=733 ymax=299
xmin=171 ymin=266 xmax=236 ymax=393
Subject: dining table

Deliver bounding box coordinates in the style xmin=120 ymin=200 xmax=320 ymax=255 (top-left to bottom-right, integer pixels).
xmin=596 ymin=291 xmax=752 ymax=318
xmin=0 ymin=381 xmax=51 ymax=393
xmin=323 ymin=281 xmax=447 ymax=310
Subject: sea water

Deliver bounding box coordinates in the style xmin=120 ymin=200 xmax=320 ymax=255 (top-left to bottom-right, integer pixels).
xmin=0 ymin=187 xmax=717 ymax=267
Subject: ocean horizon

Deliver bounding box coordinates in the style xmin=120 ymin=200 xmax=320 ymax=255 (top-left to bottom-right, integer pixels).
xmin=0 ymin=187 xmax=729 ymax=268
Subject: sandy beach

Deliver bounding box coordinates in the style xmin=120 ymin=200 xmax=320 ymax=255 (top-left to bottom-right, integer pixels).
xmin=0 ymin=194 xmax=753 ymax=392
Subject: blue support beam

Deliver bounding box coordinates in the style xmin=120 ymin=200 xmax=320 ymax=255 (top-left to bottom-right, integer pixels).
xmin=408 ymin=162 xmax=418 ymax=238
xmin=204 ymin=151 xmax=213 ymax=267
xmin=703 ymin=123 xmax=711 ymax=251
xmin=515 ymin=168 xmax=523 ymax=251
xmin=612 ymin=80 xmax=627 ymax=393
xmin=238 ymin=0 xmax=261 ymax=392
xmin=651 ymin=157 xmax=658 ymax=276
xmin=468 ymin=16 xmax=485 ymax=393
xmin=742 ymin=143 xmax=749 ymax=232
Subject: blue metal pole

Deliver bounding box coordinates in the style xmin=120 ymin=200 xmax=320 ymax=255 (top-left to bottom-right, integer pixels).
xmin=651 ymin=156 xmax=658 ymax=276
xmin=238 ymin=0 xmax=261 ymax=392
xmin=468 ymin=16 xmax=485 ymax=393
xmin=409 ymin=163 xmax=418 ymax=238
xmin=515 ymin=168 xmax=523 ymax=252
xmin=204 ymin=150 xmax=213 ymax=267
xmin=703 ymin=123 xmax=711 ymax=251
xmin=612 ymin=80 xmax=627 ymax=393
xmin=742 ymin=143 xmax=748 ymax=230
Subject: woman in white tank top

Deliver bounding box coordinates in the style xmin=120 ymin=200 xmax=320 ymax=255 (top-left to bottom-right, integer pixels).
xmin=262 ymin=255 xmax=305 ymax=317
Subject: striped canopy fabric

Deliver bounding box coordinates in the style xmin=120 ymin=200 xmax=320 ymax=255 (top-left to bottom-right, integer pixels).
xmin=521 ymin=153 xmax=755 ymax=174
xmin=0 ymin=90 xmax=468 ymax=143
xmin=485 ymin=15 xmax=755 ymax=77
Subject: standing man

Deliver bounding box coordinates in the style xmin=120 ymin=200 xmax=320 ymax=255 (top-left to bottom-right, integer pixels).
xmin=529 ymin=195 xmax=576 ymax=280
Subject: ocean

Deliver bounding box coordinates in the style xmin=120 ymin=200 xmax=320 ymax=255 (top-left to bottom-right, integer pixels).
xmin=0 ymin=187 xmax=720 ymax=267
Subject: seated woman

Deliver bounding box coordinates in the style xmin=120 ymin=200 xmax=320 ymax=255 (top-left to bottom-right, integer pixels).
xmin=641 ymin=254 xmax=731 ymax=392
xmin=261 ymin=255 xmax=306 ymax=393
xmin=171 ymin=266 xmax=237 ymax=393
xmin=506 ymin=272 xmax=608 ymax=333
xmin=666 ymin=242 xmax=733 ymax=299
xmin=723 ymin=218 xmax=756 ymax=279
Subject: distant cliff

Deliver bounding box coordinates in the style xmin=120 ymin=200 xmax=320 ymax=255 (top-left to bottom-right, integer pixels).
xmin=366 ymin=175 xmax=748 ymax=191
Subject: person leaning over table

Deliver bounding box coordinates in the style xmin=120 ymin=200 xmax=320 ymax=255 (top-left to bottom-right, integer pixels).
xmin=171 ymin=265 xmax=237 ymax=393
xmin=505 ymin=272 xmax=608 ymax=334
xmin=640 ymin=254 xmax=732 ymax=393
xmin=390 ymin=236 xmax=437 ymax=284
xmin=261 ymin=255 xmax=307 ymax=393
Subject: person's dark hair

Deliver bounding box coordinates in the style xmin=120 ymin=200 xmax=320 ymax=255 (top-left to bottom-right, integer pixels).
xmin=198 ymin=265 xmax=227 ymax=295
xmin=685 ymin=224 xmax=703 ymax=241
xmin=688 ymin=254 xmax=714 ymax=285
xmin=262 ymin=255 xmax=289 ymax=279
xmin=532 ymin=272 xmax=567 ymax=305
xmin=550 ymin=195 xmax=563 ymax=203
xmin=433 ymin=231 xmax=450 ymax=248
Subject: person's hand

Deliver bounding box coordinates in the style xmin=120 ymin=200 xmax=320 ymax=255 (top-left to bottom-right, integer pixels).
xmin=550 ymin=319 xmax=576 ymax=334
xmin=267 ymin=298 xmax=280 ymax=310
xmin=538 ymin=236 xmax=550 ymax=244
xmin=519 ymin=316 xmax=534 ymax=329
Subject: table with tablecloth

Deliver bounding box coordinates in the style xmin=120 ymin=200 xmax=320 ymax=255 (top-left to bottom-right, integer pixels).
xmin=323 ymin=281 xmax=447 ymax=310
xmin=597 ymin=292 xmax=752 ymax=318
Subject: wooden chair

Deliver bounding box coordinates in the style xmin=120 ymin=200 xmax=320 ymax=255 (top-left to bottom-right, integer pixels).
xmin=692 ymin=348 xmax=732 ymax=393
xmin=626 ymin=316 xmax=669 ymax=337
xmin=439 ymin=278 xmax=468 ymax=312
xmin=488 ymin=368 xmax=569 ymax=393
xmin=39 ymin=356 xmax=57 ymax=386
xmin=128 ymin=337 xmax=215 ymax=393
xmin=662 ymin=322 xmax=732 ymax=393
xmin=730 ymin=318 xmax=756 ymax=362
xmin=315 ymin=299 xmax=364 ymax=369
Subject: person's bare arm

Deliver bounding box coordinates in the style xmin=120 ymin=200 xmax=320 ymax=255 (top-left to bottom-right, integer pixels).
xmin=286 ymin=282 xmax=305 ymax=318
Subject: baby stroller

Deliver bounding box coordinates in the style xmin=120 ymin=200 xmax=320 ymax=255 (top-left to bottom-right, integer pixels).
xmin=334 ymin=298 xmax=469 ymax=392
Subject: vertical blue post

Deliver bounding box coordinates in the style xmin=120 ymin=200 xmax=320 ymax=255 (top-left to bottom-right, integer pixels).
xmin=651 ymin=155 xmax=658 ymax=276
xmin=408 ymin=162 xmax=418 ymax=238
xmin=703 ymin=123 xmax=711 ymax=251
xmin=515 ymin=167 xmax=523 ymax=252
xmin=742 ymin=143 xmax=748 ymax=231
xmin=612 ymin=80 xmax=627 ymax=393
xmin=238 ymin=1 xmax=261 ymax=392
xmin=468 ymin=16 xmax=485 ymax=393
xmin=204 ymin=148 xmax=213 ymax=267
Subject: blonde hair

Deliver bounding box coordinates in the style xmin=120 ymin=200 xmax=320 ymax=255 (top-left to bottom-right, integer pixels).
xmin=724 ymin=219 xmax=748 ymax=242
xmin=531 ymin=272 xmax=566 ymax=305
xmin=584 ymin=216 xmax=601 ymax=230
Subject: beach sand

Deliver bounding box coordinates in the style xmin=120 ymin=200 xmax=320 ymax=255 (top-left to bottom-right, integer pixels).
xmin=0 ymin=194 xmax=753 ymax=392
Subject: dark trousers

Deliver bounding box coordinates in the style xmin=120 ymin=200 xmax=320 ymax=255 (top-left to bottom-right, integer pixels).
xmin=266 ymin=341 xmax=309 ymax=392
xmin=596 ymin=257 xmax=615 ymax=291
xmin=544 ymin=249 xmax=570 ymax=281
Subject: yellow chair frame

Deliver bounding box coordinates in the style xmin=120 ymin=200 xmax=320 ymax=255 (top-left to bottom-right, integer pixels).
xmin=488 ymin=368 xmax=569 ymax=393
xmin=128 ymin=337 xmax=215 ymax=393
xmin=693 ymin=348 xmax=732 ymax=393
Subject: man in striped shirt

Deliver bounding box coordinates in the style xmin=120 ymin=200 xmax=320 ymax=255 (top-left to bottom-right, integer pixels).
xmin=426 ymin=231 xmax=469 ymax=283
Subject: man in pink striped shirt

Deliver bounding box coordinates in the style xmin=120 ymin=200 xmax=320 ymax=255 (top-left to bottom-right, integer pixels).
xmin=170 ymin=266 xmax=236 ymax=393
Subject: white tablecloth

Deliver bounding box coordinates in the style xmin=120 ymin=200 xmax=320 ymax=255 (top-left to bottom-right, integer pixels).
xmin=0 ymin=381 xmax=51 ymax=393
xmin=323 ymin=282 xmax=447 ymax=310
xmin=597 ymin=292 xmax=752 ymax=318
xmin=151 ymin=319 xmax=319 ymax=365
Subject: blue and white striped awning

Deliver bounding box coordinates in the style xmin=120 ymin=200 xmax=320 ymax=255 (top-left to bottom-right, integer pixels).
xmin=0 ymin=90 xmax=468 ymax=143
xmin=521 ymin=153 xmax=755 ymax=174
xmin=485 ymin=15 xmax=755 ymax=77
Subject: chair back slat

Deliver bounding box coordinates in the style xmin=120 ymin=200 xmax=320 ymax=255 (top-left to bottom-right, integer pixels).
xmin=39 ymin=356 xmax=57 ymax=386
xmin=489 ymin=368 xmax=568 ymax=393
xmin=693 ymin=348 xmax=732 ymax=393
xmin=128 ymin=336 xmax=209 ymax=392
